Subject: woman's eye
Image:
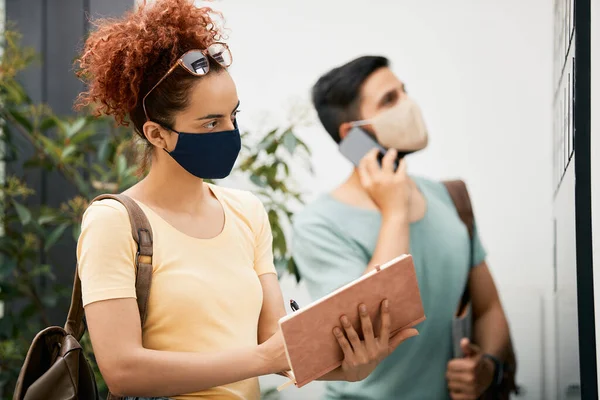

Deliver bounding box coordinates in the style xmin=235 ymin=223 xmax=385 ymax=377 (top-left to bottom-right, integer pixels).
xmin=204 ymin=120 xmax=218 ymax=129
xmin=232 ymin=109 xmax=241 ymax=120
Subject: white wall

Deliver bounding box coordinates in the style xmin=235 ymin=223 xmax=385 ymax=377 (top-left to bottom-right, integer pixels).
xmin=204 ymin=1 xmax=554 ymax=398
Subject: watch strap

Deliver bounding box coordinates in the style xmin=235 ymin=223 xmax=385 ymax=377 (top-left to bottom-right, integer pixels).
xmin=483 ymin=353 xmax=504 ymax=388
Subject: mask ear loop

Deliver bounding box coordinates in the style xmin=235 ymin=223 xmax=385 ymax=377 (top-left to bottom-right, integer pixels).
xmin=349 ymin=120 xmax=379 ymax=142
xmin=350 ymin=111 xmax=384 ymax=131
xmin=157 ymin=124 xmax=179 ymax=154
xmin=350 ymin=120 xmax=372 ymax=128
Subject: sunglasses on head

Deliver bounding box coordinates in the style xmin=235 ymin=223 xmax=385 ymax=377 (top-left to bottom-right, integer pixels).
xmin=142 ymin=42 xmax=233 ymax=121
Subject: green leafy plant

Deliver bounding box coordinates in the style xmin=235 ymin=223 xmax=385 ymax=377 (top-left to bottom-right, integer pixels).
xmin=0 ymin=28 xmax=311 ymax=399
xmin=237 ymin=120 xmax=313 ymax=281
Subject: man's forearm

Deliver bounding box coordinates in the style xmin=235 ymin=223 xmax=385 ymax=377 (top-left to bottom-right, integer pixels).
xmin=364 ymin=214 xmax=410 ymax=275
xmin=473 ymin=302 xmax=512 ymax=361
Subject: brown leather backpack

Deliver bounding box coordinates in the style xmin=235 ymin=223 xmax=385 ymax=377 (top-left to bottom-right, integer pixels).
xmin=443 ymin=180 xmax=519 ymax=400
xmin=12 ymin=194 xmax=154 ymax=400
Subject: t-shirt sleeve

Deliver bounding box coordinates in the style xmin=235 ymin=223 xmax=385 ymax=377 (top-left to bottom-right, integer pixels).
xmin=252 ymin=196 xmax=277 ymax=276
xmin=76 ymin=199 xmax=138 ymax=307
xmin=471 ymin=221 xmax=487 ymax=268
xmin=292 ymin=217 xmax=369 ymax=301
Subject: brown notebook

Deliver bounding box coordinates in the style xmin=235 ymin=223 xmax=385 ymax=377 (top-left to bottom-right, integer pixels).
xmin=278 ymin=254 xmax=426 ymax=388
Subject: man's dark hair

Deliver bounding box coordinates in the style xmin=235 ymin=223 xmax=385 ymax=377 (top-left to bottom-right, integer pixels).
xmin=312 ymin=56 xmax=389 ymax=143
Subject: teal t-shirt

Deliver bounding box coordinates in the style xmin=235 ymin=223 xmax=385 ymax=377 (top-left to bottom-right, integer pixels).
xmin=291 ymin=176 xmax=487 ymax=400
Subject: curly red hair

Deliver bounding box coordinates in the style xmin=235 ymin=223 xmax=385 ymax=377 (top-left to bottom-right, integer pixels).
xmin=74 ymin=0 xmax=223 ymax=127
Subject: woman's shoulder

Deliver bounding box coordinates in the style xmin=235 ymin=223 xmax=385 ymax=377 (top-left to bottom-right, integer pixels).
xmin=208 ymin=185 xmax=268 ymax=235
xmin=77 ymin=198 xmax=137 ymax=269
xmin=209 ymin=184 xmax=263 ymax=212
xmin=78 ymin=198 xmax=136 ymax=248
xmin=83 ymin=198 xmax=130 ymax=224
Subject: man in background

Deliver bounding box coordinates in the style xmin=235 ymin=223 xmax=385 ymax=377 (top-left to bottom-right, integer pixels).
xmin=292 ymin=56 xmax=515 ymax=400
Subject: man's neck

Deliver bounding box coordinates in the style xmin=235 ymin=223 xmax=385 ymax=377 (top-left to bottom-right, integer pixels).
xmin=331 ymin=169 xmax=379 ymax=211
xmin=332 ymin=169 xmax=425 ymax=223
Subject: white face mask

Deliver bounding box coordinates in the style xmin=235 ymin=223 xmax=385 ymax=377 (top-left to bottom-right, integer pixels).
xmin=353 ymin=95 xmax=429 ymax=152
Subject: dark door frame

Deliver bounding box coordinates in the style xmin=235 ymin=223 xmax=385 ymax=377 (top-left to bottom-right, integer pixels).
xmin=574 ymin=0 xmax=597 ymax=398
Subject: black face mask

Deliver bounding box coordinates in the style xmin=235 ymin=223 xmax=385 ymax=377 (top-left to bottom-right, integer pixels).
xmin=164 ymin=121 xmax=241 ymax=179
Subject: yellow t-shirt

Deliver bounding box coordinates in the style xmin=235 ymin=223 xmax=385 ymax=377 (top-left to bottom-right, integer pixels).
xmin=76 ymin=184 xmax=276 ymax=400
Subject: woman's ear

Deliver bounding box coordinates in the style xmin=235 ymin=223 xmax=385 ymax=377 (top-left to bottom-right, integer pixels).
xmin=143 ymin=121 xmax=170 ymax=150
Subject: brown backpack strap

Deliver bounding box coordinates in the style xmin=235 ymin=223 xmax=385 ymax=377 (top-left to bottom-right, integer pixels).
xmin=64 ymin=194 xmax=154 ymax=340
xmin=443 ymin=180 xmax=519 ymax=397
xmin=443 ymin=180 xmax=475 ymax=314
xmin=65 ymin=266 xmax=87 ymax=340
xmin=443 ymin=180 xmax=474 ymax=240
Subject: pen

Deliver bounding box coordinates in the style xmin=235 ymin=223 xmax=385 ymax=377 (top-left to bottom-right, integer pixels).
xmin=290 ymin=299 xmax=300 ymax=312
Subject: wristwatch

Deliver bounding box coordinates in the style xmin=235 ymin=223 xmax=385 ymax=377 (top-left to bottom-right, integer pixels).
xmin=483 ymin=353 xmax=504 ymax=389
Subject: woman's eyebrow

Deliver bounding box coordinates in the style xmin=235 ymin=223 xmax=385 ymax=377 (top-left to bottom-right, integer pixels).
xmin=196 ymin=100 xmax=240 ymax=120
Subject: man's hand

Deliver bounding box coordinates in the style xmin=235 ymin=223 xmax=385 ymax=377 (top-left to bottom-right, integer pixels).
xmin=446 ymin=338 xmax=495 ymax=400
xmin=357 ymin=148 xmax=412 ymax=220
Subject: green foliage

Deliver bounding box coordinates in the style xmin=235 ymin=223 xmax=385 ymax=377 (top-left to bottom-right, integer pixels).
xmin=0 ymin=29 xmax=311 ymax=399
xmin=237 ymin=123 xmax=312 ymax=281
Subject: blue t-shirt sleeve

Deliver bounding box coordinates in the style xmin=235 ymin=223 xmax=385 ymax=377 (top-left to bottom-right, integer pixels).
xmin=292 ymin=217 xmax=369 ymax=301
xmin=471 ymin=221 xmax=487 ymax=268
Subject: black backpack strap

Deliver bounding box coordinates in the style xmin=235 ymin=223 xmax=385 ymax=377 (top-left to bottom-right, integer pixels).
xmin=64 ymin=193 xmax=154 ymax=340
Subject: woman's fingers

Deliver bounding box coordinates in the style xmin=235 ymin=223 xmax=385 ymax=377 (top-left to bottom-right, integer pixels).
xmin=333 ymin=326 xmax=355 ymax=362
xmin=379 ymin=299 xmax=419 ymax=351
xmin=335 ymin=300 xmax=419 ymax=369
xmin=389 ymin=328 xmax=419 ymax=351
xmin=378 ymin=299 xmax=391 ymax=348
xmin=358 ymin=304 xmax=376 ymax=354
xmin=340 ymin=315 xmax=363 ymax=352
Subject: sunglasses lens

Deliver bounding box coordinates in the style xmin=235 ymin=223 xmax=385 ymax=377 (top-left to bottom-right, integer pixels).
xmin=181 ymin=51 xmax=210 ymax=75
xmin=180 ymin=44 xmax=232 ymax=75
xmin=207 ymin=43 xmax=232 ymax=67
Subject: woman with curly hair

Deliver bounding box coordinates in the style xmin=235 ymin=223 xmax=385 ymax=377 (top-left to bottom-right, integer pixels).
xmin=74 ymin=1 xmax=418 ymax=399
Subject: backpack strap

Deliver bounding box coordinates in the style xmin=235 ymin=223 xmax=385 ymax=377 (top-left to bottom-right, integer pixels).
xmin=443 ymin=180 xmax=520 ymax=397
xmin=443 ymin=180 xmax=474 ymax=240
xmin=443 ymin=180 xmax=474 ymax=309
xmin=64 ymin=194 xmax=154 ymax=341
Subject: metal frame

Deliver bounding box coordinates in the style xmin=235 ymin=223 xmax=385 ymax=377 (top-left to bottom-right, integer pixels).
xmin=573 ymin=0 xmax=597 ymax=397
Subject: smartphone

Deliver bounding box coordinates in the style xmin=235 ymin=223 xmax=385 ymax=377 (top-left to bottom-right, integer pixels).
xmin=339 ymin=126 xmax=397 ymax=169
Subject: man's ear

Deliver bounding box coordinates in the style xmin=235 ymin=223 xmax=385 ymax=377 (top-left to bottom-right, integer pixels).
xmin=143 ymin=121 xmax=170 ymax=150
xmin=338 ymin=122 xmax=353 ymax=141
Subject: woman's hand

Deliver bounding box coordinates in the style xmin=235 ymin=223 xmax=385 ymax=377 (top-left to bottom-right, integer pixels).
xmin=257 ymin=328 xmax=290 ymax=375
xmin=333 ymin=299 xmax=419 ymax=382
